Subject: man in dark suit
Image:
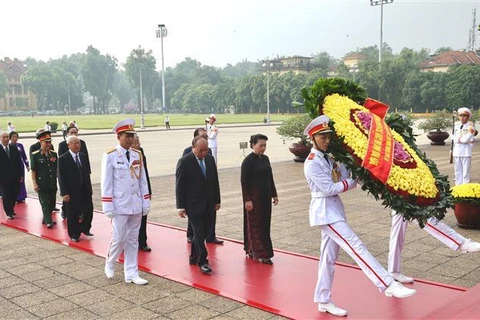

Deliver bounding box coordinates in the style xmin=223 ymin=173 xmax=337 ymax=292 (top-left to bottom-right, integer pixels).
xmin=133 ymin=134 xmax=152 ymax=252
xmin=176 ymin=136 xmax=221 ymax=274
xmin=0 ymin=131 xmax=22 ymax=219
xmin=58 ymin=125 xmax=90 ymax=219
xmin=58 ymin=135 xmax=94 ymax=242
xmin=182 ymin=128 xmax=223 ymax=245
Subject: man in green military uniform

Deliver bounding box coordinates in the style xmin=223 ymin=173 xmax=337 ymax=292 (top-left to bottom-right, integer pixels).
xmin=31 ymin=130 xmax=58 ymax=228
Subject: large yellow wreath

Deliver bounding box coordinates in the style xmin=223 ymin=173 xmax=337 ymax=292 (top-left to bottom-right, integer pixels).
xmin=323 ymin=94 xmax=439 ymax=202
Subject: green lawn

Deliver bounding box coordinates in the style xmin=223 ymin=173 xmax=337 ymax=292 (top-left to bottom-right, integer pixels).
xmin=2 ymin=113 xmax=301 ymax=134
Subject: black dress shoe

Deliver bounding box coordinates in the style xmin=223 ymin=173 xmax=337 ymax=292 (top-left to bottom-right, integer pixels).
xmin=53 ymin=207 xmax=60 ymax=211
xmin=83 ymin=232 xmax=94 ymax=236
xmin=46 ymin=223 xmax=55 ymax=228
xmin=61 ymin=211 xmax=66 ymax=220
xmin=206 ymin=238 xmax=224 ymax=245
xmin=199 ymin=264 xmax=212 ymax=274
xmin=260 ymin=258 xmax=273 ymax=265
xmin=139 ymin=245 xmax=152 ymax=252
xmin=71 ymin=238 xmax=79 ymax=242
xmin=6 ymin=215 xmax=13 ymax=220
xmin=187 ymin=237 xmax=192 ymax=243
xmin=12 ymin=212 xmax=16 ymax=216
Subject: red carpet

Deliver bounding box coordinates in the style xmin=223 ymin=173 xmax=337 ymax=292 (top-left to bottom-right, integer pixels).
xmin=1 ymin=198 xmax=477 ymax=319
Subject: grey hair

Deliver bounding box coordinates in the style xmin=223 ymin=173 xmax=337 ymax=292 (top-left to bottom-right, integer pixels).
xmin=66 ymin=135 xmax=79 ymax=144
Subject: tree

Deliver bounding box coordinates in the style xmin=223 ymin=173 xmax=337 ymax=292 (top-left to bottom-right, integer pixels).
xmin=434 ymin=47 xmax=453 ymax=55
xmin=125 ymin=46 xmax=158 ymax=111
xmin=446 ymin=65 xmax=480 ymax=109
xmin=81 ymin=46 xmax=117 ymax=114
xmin=311 ymin=51 xmax=337 ymax=70
xmin=112 ymin=71 xmax=135 ymax=111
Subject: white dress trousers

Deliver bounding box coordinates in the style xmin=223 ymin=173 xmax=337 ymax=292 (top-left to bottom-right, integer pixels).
xmin=388 ymin=211 xmax=466 ymax=273
xmin=106 ymin=213 xmax=143 ymax=279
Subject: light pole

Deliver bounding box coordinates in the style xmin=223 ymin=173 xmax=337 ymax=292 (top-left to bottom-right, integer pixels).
xmin=370 ymin=0 xmax=393 ymax=63
xmin=349 ymin=64 xmax=359 ymax=82
xmin=133 ymin=48 xmax=145 ymax=129
xmin=139 ymin=64 xmax=144 ymax=129
xmin=262 ymin=60 xmax=273 ymax=124
xmin=156 ymin=24 xmax=168 ymax=113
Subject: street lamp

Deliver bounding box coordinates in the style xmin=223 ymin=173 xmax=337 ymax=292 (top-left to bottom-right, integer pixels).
xmin=262 ymin=60 xmax=273 ymax=124
xmin=156 ymin=24 xmax=168 ymax=113
xmin=133 ymin=48 xmax=145 ymax=129
xmin=370 ymin=0 xmax=393 ymax=63
xmin=349 ymin=64 xmax=359 ymax=82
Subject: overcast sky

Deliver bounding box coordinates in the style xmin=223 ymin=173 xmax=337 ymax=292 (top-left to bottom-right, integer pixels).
xmin=2 ymin=0 xmax=479 ymax=69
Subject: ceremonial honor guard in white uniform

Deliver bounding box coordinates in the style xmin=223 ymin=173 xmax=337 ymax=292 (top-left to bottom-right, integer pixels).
xmin=389 ymin=216 xmax=480 ymax=283
xmin=452 ymin=107 xmax=477 ymax=185
xmin=304 ymin=115 xmax=416 ymax=317
xmin=207 ymin=114 xmax=218 ymax=164
xmin=101 ymin=119 xmax=151 ymax=285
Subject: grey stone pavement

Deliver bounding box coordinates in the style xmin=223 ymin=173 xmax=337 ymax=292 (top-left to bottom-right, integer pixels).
xmin=1 ymin=122 xmax=480 ymax=319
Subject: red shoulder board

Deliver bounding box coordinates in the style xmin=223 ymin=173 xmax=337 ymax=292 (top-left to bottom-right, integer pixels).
xmin=307 ymin=153 xmax=315 ymax=160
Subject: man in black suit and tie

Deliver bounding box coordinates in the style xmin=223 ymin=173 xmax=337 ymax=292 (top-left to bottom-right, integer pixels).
xmin=0 ymin=131 xmax=22 ymax=219
xmin=58 ymin=135 xmax=94 ymax=242
xmin=58 ymin=125 xmax=90 ymax=220
xmin=182 ymin=128 xmax=223 ymax=245
xmin=176 ymin=136 xmax=221 ymax=274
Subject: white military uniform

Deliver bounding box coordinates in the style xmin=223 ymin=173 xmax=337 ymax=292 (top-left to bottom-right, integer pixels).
xmin=388 ymin=211 xmax=466 ymax=274
xmin=207 ymin=114 xmax=218 ymax=163
xmin=102 ymin=145 xmax=150 ymax=281
xmin=452 ymin=119 xmax=475 ymax=185
xmin=305 ymin=148 xmax=394 ymax=304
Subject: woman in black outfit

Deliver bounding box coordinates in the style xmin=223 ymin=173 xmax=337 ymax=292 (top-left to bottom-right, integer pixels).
xmin=241 ymin=134 xmax=279 ymax=264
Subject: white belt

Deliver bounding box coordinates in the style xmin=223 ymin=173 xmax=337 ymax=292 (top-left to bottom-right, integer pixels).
xmin=311 ymin=191 xmax=335 ymax=198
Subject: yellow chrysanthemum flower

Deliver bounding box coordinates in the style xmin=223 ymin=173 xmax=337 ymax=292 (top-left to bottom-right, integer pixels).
xmin=324 ymin=94 xmax=438 ymax=199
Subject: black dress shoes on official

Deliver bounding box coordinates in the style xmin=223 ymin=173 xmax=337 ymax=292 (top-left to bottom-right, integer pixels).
xmin=139 ymin=245 xmax=152 ymax=252
xmin=187 ymin=237 xmax=192 ymax=243
xmin=199 ymin=264 xmax=212 ymax=274
xmin=6 ymin=215 xmax=13 ymax=220
xmin=71 ymin=238 xmax=79 ymax=242
xmin=206 ymin=238 xmax=224 ymax=245
xmin=83 ymin=232 xmax=94 ymax=236
xmin=53 ymin=207 xmax=60 ymax=211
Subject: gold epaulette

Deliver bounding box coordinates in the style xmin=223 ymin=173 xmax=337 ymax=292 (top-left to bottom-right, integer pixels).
xmin=32 ymin=150 xmax=40 ymax=155
xmin=106 ymin=147 xmax=116 ymax=154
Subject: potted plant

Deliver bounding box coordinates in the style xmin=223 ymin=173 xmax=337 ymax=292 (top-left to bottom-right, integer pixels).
xmin=451 ymin=183 xmax=480 ymax=229
xmin=417 ymin=110 xmax=452 ymax=145
xmin=276 ymin=114 xmax=312 ymax=162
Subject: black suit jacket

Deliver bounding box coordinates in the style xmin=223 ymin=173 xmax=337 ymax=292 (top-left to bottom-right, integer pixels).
xmin=175 ymin=152 xmax=220 ymax=217
xmin=0 ymin=143 xmax=22 ymax=185
xmin=58 ymin=139 xmax=91 ymax=174
xmin=58 ymin=151 xmax=92 ymax=204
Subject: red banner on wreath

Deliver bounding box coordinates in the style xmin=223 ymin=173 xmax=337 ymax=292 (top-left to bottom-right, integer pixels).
xmin=361 ymin=113 xmax=394 ymax=184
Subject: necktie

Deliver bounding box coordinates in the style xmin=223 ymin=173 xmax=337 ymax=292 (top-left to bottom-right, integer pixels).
xmin=75 ymin=154 xmax=82 ymax=168
xmin=5 ymin=146 xmax=9 ymax=158
xmin=125 ymin=150 xmax=130 ymax=162
xmin=199 ymin=159 xmax=207 ymax=177
xmin=460 ymin=125 xmax=464 ymax=130
xmin=323 ymin=153 xmax=329 ymax=164
xmin=76 ymin=154 xmax=84 ymax=185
